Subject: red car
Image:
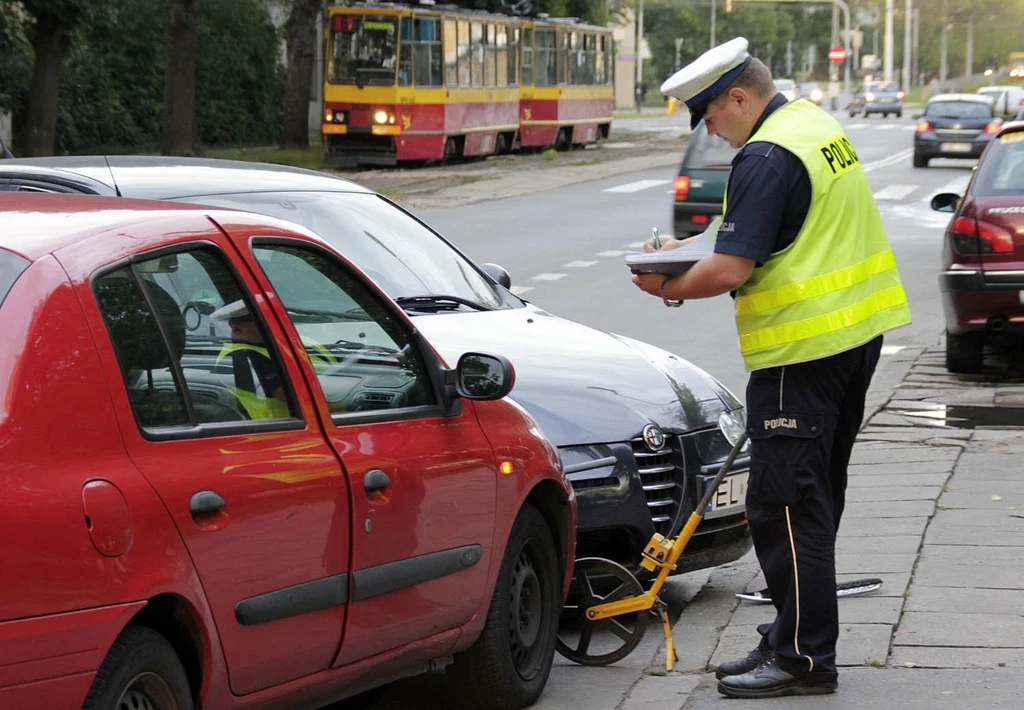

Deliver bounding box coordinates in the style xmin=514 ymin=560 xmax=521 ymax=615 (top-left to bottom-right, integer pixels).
xmin=0 ymin=194 xmax=574 ymax=710
xmin=933 ymin=121 xmax=1024 ymax=372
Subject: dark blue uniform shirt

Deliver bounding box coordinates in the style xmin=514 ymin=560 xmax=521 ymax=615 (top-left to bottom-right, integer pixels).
xmin=713 ymin=93 xmax=812 ymax=266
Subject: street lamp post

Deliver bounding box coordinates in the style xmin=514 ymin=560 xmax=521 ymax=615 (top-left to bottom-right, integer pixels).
xmin=903 ymin=0 xmax=912 ymax=90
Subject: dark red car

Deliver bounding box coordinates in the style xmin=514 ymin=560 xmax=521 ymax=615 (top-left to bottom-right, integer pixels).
xmin=0 ymin=194 xmax=574 ymax=710
xmin=933 ymin=121 xmax=1024 ymax=373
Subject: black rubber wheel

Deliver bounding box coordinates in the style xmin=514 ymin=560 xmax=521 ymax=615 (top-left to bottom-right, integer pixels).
xmin=448 ymin=505 xmax=561 ymax=710
xmin=946 ymin=331 xmax=984 ymax=374
xmin=83 ymin=625 xmax=193 ymax=710
xmin=555 ymin=557 xmax=648 ymax=666
xmin=848 ymin=111 xmax=856 ymax=118
xmin=913 ymin=152 xmax=928 ymax=168
xmin=897 ymin=111 xmax=903 ymax=118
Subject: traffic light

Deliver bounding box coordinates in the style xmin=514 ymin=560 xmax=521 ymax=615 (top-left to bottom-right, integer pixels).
xmin=725 ymin=0 xmax=734 ymax=12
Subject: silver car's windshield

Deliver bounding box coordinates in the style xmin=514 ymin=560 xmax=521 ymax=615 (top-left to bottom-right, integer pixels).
xmin=176 ymin=191 xmax=504 ymax=308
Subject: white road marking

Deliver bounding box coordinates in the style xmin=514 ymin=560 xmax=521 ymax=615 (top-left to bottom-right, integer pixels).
xmin=863 ymin=148 xmax=914 ymax=173
xmin=510 ymin=286 xmax=534 ymax=295
xmin=531 ymin=272 xmax=567 ymax=281
xmin=597 ymin=249 xmax=629 ymax=257
xmin=873 ymin=184 xmax=918 ymax=201
xmin=601 ymin=179 xmax=672 ymax=193
xmin=846 ymin=123 xmax=868 ymax=129
xmin=903 ymin=125 xmax=917 ymax=131
xmin=875 ymin=124 xmax=898 ymax=130
xmin=626 ymin=241 xmax=647 ymax=248
xmin=881 ymin=345 xmax=907 ymax=356
xmin=564 ymin=260 xmax=598 ymax=268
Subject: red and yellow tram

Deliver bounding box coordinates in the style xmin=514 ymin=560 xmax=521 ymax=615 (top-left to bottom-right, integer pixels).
xmin=322 ymin=2 xmax=614 ymax=166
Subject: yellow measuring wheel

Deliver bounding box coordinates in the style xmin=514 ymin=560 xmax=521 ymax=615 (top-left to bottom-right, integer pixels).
xmin=556 ymin=432 xmax=749 ymax=671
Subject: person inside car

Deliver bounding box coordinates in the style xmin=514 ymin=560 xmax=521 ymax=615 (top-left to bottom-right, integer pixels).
xmin=211 ymin=300 xmax=289 ymax=419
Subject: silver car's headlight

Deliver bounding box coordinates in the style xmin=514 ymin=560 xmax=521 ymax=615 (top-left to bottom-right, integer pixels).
xmin=718 ymin=408 xmax=749 ymax=450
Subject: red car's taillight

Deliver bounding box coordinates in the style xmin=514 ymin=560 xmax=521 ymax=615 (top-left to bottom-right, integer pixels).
xmin=674 ymin=176 xmax=690 ymax=201
xmin=916 ymin=120 xmax=932 ymax=132
xmin=950 ymin=215 xmax=1015 ymax=254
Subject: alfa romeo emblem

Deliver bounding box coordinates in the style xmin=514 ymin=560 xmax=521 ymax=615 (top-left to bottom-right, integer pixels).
xmin=642 ymin=424 xmax=666 ymax=452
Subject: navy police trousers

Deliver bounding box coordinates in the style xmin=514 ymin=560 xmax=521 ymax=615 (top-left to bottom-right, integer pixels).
xmin=744 ymin=335 xmax=883 ymax=678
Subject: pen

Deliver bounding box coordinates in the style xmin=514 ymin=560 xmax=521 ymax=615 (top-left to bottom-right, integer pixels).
xmin=651 ymin=227 xmax=661 ymax=250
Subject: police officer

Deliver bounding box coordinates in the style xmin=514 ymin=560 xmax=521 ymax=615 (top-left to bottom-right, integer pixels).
xmin=211 ymin=300 xmax=290 ymax=420
xmin=632 ymin=37 xmax=912 ymax=698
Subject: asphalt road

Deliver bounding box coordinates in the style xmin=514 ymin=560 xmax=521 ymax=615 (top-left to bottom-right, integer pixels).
xmin=348 ymin=110 xmax=974 ymax=710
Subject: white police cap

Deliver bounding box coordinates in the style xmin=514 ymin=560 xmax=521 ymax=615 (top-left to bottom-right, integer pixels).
xmin=660 ymin=37 xmax=752 ymax=129
xmin=210 ymin=299 xmax=250 ymax=321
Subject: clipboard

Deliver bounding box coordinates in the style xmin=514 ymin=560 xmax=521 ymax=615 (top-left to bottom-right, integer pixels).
xmin=624 ymin=218 xmax=721 ymax=275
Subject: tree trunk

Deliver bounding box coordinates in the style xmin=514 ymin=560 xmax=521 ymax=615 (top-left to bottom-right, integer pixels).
xmin=279 ymin=0 xmax=321 ymax=149
xmin=162 ymin=0 xmax=202 ymax=156
xmin=22 ymin=15 xmax=66 ymax=157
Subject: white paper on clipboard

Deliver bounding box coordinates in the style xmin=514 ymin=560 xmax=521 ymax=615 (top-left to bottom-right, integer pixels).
xmin=624 ymin=218 xmax=721 ymax=275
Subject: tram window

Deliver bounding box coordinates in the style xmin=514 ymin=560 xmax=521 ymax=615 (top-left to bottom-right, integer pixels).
xmin=558 ymin=31 xmax=568 ymax=85
xmin=534 ymin=28 xmax=555 ymax=86
xmin=457 ymin=21 xmax=470 ymax=86
xmin=496 ymin=26 xmax=508 ymax=86
xmin=596 ymin=35 xmax=606 ymax=85
xmin=444 ymin=19 xmax=458 ymax=86
xmin=399 ymin=17 xmax=412 ymax=86
xmin=522 ymin=27 xmax=533 ymax=85
xmin=414 ymin=17 xmax=442 ymax=87
xmin=471 ymin=22 xmax=483 ymax=86
xmin=328 ymin=14 xmax=398 ymax=87
xmin=485 ymin=24 xmax=497 ymax=86
xmin=508 ymin=26 xmax=519 ymax=85
xmin=584 ymin=34 xmax=596 ymax=85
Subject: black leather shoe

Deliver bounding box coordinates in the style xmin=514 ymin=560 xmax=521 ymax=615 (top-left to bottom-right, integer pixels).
xmin=717 ymin=658 xmax=837 ymax=698
xmin=714 ymin=646 xmax=772 ymax=680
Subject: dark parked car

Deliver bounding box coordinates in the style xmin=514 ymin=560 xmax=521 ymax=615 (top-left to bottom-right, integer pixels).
xmin=931 ymin=121 xmax=1024 ymax=373
xmin=847 ymin=81 xmax=904 ymax=118
xmin=673 ymin=121 xmax=738 ymax=238
xmin=0 ymin=156 xmax=753 ymax=578
xmin=914 ymin=93 xmax=1001 ymax=167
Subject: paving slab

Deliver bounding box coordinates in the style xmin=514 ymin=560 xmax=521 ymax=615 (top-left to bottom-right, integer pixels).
xmin=890 ymin=646 xmax=1024 ymax=669
xmin=937 ymin=489 xmax=1024 ymax=509
xmin=925 ymin=526 xmax=1024 ymax=546
xmin=846 ymin=485 xmax=944 ymax=503
xmin=730 ymin=595 xmax=903 ymax=626
xmin=848 ymin=446 xmax=958 ymax=465
xmin=895 ymin=611 xmax=1024 ymax=648
xmin=849 ymin=459 xmax=956 ymax=475
xmin=842 ymin=499 xmax=936 ymax=518
xmin=836 ymin=534 xmax=922 ymax=555
xmin=903 ymin=585 xmax=1024 ymax=615
xmin=620 ymin=673 xmax=698 ymax=710
xmin=847 ymin=472 xmax=951 ymax=488
xmin=683 ymin=668 xmax=1024 ymax=709
xmin=930 ymin=508 xmax=1024 ymax=530
xmin=913 ymin=558 xmax=1024 ymax=589
xmin=919 ymin=544 xmax=1024 ymax=566
xmin=834 ymin=552 xmax=919 ymax=574
xmin=710 ymin=622 xmax=893 ymax=669
xmin=836 ymin=516 xmax=930 ymax=537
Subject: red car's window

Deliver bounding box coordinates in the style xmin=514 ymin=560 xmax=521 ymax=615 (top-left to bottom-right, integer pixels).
xmin=253 ymin=242 xmax=436 ymax=416
xmin=94 ymin=248 xmax=298 ymax=431
xmin=0 ymin=248 xmax=29 ymax=310
xmin=972 ymin=132 xmax=1024 ymax=196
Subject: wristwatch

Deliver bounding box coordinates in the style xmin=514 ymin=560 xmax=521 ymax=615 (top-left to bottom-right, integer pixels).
xmin=661 ymin=275 xmax=684 ymax=308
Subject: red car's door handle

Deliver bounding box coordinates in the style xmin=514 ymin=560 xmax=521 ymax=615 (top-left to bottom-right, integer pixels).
xmin=190 ymin=490 xmax=226 ymax=516
xmin=363 ymin=469 xmax=391 ymax=492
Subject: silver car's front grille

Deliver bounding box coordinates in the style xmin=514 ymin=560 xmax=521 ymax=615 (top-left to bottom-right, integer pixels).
xmin=631 ymin=435 xmax=685 ymax=537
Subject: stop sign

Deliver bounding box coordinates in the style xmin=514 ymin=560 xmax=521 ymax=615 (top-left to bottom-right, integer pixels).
xmin=828 ymin=46 xmax=847 ymax=64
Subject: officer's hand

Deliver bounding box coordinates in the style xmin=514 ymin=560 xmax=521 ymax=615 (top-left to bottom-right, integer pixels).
xmin=632 ymin=272 xmax=666 ymax=295
xmin=642 ymin=235 xmax=685 ymax=253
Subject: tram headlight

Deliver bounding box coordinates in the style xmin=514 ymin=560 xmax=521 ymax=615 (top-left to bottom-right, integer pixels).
xmin=374 ymin=110 xmax=390 ymax=124
xmin=324 ymin=108 xmax=334 ymax=122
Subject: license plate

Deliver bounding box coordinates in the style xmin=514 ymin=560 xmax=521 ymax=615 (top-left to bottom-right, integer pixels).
xmin=941 ymin=142 xmax=973 ymax=153
xmin=704 ymin=471 xmax=748 ymax=517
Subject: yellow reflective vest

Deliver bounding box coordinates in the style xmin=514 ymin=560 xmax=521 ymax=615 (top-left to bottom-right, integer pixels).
xmin=727 ymin=100 xmax=912 ymax=371
xmin=216 ymin=343 xmax=290 ymax=420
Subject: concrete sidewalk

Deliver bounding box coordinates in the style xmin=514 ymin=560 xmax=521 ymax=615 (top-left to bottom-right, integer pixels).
xmin=627 ymin=343 xmax=1024 ymax=708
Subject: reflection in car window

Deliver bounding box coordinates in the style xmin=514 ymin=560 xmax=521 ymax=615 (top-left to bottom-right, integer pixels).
xmin=0 ymin=248 xmax=30 ymax=309
xmin=253 ymin=243 xmax=436 ymax=415
xmin=176 ymin=192 xmax=505 ymax=309
xmin=95 ymin=248 xmax=296 ymax=428
xmin=687 ymin=123 xmax=739 ymax=168
xmin=925 ymin=101 xmax=993 ymax=119
xmin=972 ymin=133 xmax=1024 ymax=196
